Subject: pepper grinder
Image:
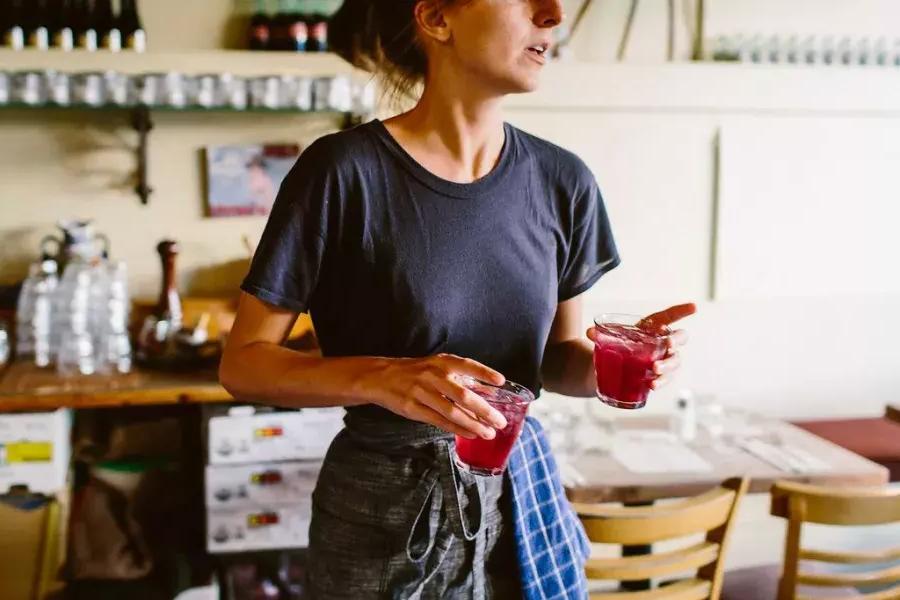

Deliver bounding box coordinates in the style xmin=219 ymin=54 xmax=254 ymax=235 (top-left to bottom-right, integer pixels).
xmin=155 ymin=240 xmax=183 ymax=334
xmin=137 ymin=240 xmax=183 ymax=360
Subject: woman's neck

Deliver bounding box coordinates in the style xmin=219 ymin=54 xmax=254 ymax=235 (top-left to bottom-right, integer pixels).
xmin=383 ymin=76 xmax=507 ymax=184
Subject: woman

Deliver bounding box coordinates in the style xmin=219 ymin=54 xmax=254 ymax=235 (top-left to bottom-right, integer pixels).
xmin=219 ymin=0 xmax=694 ymax=597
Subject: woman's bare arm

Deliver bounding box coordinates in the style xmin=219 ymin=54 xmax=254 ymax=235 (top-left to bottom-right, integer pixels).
xmin=218 ymin=292 xmax=509 ymax=438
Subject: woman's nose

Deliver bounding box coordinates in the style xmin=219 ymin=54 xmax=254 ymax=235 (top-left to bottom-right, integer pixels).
xmin=534 ymin=0 xmax=564 ymax=28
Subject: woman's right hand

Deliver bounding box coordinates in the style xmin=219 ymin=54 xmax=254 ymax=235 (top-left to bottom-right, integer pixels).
xmin=363 ymin=354 xmax=509 ymax=440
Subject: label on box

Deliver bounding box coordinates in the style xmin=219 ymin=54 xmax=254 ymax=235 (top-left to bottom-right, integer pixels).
xmin=0 ymin=410 xmax=71 ymax=494
xmin=205 ymin=461 xmax=321 ymax=508
xmin=206 ymin=501 xmax=311 ymax=553
xmin=208 ymin=408 xmax=343 ymax=465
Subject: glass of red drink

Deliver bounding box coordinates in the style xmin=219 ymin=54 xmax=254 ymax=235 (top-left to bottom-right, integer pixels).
xmin=453 ymin=378 xmax=535 ymax=477
xmin=593 ymin=313 xmax=668 ymax=410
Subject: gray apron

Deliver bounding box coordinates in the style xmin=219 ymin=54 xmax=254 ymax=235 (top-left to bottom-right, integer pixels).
xmin=306 ymin=409 xmax=521 ymax=599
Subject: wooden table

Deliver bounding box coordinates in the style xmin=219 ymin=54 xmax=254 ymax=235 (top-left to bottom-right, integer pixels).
xmin=564 ymin=416 xmax=890 ymax=504
xmin=564 ymin=414 xmax=890 ymax=591
xmin=0 ymin=362 xmax=233 ymax=412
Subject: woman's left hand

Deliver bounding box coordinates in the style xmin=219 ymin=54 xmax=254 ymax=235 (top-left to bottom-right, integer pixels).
xmin=637 ymin=303 xmax=696 ymax=390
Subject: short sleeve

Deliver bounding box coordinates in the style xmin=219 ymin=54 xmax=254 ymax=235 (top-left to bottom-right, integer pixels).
xmin=240 ymin=139 xmax=340 ymax=313
xmin=558 ymin=177 xmax=621 ymax=301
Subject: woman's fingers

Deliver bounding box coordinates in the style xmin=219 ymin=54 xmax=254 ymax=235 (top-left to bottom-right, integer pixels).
xmin=667 ymin=329 xmax=688 ymax=349
xmin=437 ymin=354 xmax=505 ymax=386
xmin=404 ymin=400 xmax=480 ymax=440
xmin=413 ymin=386 xmax=496 ymax=440
xmin=637 ymin=303 xmax=697 ymax=332
xmin=432 ymin=377 xmax=508 ymax=429
xmin=653 ymin=353 xmax=681 ymax=376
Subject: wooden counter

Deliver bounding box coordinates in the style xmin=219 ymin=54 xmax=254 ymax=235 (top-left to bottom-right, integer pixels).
xmin=0 ymin=362 xmax=232 ymax=412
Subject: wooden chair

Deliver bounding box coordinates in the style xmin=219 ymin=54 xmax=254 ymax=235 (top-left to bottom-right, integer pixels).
xmin=770 ymin=481 xmax=900 ymax=600
xmin=573 ymin=477 xmax=749 ymax=599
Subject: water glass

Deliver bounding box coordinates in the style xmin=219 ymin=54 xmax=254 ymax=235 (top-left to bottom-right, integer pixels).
xmin=0 ymin=321 xmax=10 ymax=368
xmin=221 ymin=74 xmax=248 ymax=110
xmin=16 ymin=259 xmax=58 ymax=367
xmin=0 ymin=72 xmax=9 ymax=105
xmin=12 ymin=71 xmax=47 ymax=105
xmin=57 ymin=327 xmax=96 ymax=376
xmin=72 ymin=72 xmax=106 ymax=107
xmin=696 ymin=395 xmax=725 ymax=441
xmin=279 ymin=75 xmax=313 ymax=111
xmin=250 ymin=76 xmax=282 ymax=109
xmin=190 ymin=73 xmax=223 ymax=108
xmin=45 ymin=70 xmax=71 ymax=106
xmin=321 ymin=75 xmax=353 ymax=112
xmin=132 ymin=73 xmax=163 ymax=106
xmin=162 ymin=72 xmax=187 ymax=108
xmin=54 ymin=264 xmax=95 ymax=376
xmin=581 ymin=398 xmax=617 ymax=455
xmin=104 ymin=71 xmax=131 ymax=106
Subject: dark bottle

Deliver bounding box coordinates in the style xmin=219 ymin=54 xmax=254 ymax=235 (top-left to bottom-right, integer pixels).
xmin=287 ymin=0 xmax=308 ymax=52
xmin=306 ymin=12 xmax=328 ymax=52
xmin=2 ymin=0 xmax=26 ymax=50
xmin=25 ymin=0 xmax=51 ymax=49
xmin=95 ymin=0 xmax=121 ymax=51
xmin=73 ymin=0 xmax=98 ymax=51
xmin=50 ymin=0 xmax=75 ymax=51
xmin=118 ymin=0 xmax=145 ymax=52
xmin=248 ymin=0 xmax=270 ymax=51
xmin=268 ymin=0 xmax=292 ymax=51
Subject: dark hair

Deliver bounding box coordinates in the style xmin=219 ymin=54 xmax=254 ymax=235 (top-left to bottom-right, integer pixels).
xmin=329 ymin=0 xmax=452 ymax=97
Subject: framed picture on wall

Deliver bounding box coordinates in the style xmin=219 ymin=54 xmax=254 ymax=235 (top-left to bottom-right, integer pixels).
xmin=204 ymin=144 xmax=301 ymax=217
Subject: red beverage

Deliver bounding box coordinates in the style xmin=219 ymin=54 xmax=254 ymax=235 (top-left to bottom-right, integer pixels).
xmin=593 ymin=314 xmax=668 ymax=410
xmin=454 ymin=379 xmax=534 ymax=477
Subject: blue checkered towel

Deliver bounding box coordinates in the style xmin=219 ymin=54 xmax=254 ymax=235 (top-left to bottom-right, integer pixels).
xmin=507 ymin=416 xmax=591 ymax=600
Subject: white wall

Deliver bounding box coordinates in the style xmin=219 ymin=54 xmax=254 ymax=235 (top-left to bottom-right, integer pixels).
xmin=506 ymin=65 xmax=900 ymax=420
xmin=564 ymin=0 xmax=900 ymax=62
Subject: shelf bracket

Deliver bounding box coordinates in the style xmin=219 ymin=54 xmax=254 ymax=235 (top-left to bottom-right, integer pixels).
xmin=130 ymin=105 xmax=154 ymax=205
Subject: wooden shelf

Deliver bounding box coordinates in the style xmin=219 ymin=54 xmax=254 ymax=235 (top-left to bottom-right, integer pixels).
xmin=0 ymin=48 xmax=359 ymax=77
xmin=0 ymin=362 xmax=233 ymax=413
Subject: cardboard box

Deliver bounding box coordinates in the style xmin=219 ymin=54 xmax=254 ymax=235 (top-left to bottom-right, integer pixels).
xmin=206 ymin=501 xmax=311 ymax=553
xmin=208 ymin=408 xmax=343 ymax=465
xmin=0 ymin=410 xmax=71 ymax=495
xmin=205 ymin=461 xmax=321 ymax=509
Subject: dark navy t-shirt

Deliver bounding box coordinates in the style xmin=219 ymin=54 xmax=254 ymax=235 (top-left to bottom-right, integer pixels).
xmin=241 ymin=119 xmax=620 ymax=402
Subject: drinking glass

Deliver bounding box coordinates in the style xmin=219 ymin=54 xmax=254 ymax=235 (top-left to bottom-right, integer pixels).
xmin=279 ymin=75 xmax=313 ymax=111
xmin=0 ymin=72 xmax=9 ymax=104
xmin=453 ymin=377 xmax=535 ymax=477
xmin=582 ymin=397 xmax=617 ymax=455
xmin=593 ymin=313 xmax=668 ymax=410
xmin=72 ymin=72 xmax=106 ymax=107
xmin=0 ymin=320 xmax=10 ymax=368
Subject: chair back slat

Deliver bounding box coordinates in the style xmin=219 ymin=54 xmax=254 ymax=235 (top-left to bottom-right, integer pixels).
xmin=588 ymin=578 xmax=712 ymax=600
xmin=800 ymin=547 xmax=900 ymax=565
xmin=577 ymin=487 xmax=736 ymax=545
xmin=586 ymin=541 xmax=720 ymax=581
xmin=771 ymin=481 xmax=900 ymax=526
xmin=797 ymin=563 xmax=900 ymax=588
